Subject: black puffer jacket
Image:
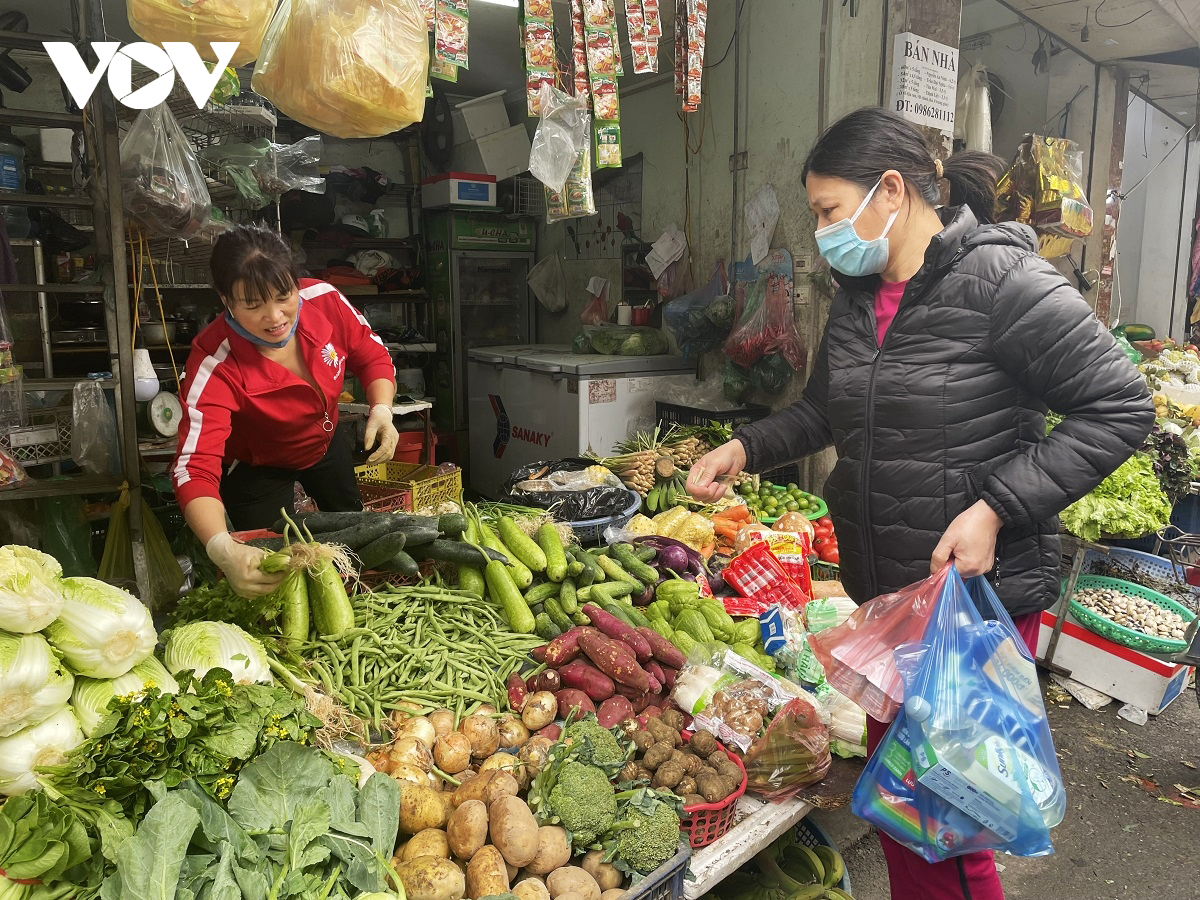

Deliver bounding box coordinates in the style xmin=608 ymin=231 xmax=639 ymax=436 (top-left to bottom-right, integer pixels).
xmin=736 ymin=207 xmax=1155 ymax=616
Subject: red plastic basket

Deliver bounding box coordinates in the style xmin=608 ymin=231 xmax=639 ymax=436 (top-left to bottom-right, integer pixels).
xmin=358 ymin=482 xmax=411 ymax=513
xmin=679 ymin=732 xmax=747 ymax=848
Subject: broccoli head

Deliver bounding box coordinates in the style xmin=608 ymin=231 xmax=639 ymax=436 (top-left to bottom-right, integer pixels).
xmin=564 ymin=717 xmax=627 ymax=771
xmin=606 ymin=792 xmax=682 ymax=875
xmin=547 ymin=760 xmax=618 ymax=848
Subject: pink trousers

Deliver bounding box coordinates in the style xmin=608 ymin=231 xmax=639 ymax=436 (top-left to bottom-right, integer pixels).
xmin=862 ymin=611 xmax=1041 ymax=900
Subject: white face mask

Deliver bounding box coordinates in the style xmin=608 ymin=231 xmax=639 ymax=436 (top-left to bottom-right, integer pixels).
xmin=813 ymin=178 xmax=899 ymax=277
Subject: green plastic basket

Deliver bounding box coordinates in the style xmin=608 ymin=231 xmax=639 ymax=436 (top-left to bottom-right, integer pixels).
xmin=1067 ymin=574 xmax=1197 ymax=655
xmin=759 ymin=490 xmax=829 ymax=524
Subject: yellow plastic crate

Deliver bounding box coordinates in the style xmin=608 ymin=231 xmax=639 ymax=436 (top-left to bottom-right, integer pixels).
xmin=354 ymin=461 xmax=463 ymax=513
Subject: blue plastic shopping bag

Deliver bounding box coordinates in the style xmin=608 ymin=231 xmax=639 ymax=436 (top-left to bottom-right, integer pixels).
xmin=851 ymin=565 xmax=1065 ymax=862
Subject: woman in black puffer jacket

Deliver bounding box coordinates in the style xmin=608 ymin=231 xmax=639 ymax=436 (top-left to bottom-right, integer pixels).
xmin=688 ymin=108 xmax=1154 ymax=900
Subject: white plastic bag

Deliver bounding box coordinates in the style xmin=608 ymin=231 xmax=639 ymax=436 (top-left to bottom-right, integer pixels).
xmin=71 ymin=381 xmax=120 ymax=476
xmin=955 ymin=61 xmax=992 ymax=153
xmin=527 ymin=252 xmax=568 ymax=313
xmin=529 ymin=83 xmax=590 ymax=194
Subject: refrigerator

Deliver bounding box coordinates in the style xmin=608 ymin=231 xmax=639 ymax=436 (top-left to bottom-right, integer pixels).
xmin=467 ymin=345 xmax=698 ymax=498
xmin=425 ymin=211 xmax=537 ymax=430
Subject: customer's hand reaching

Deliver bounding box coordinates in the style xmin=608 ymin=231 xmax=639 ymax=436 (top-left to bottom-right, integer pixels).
xmin=931 ymin=500 xmax=1004 ymax=576
xmin=686 ymin=439 xmax=748 ymax=504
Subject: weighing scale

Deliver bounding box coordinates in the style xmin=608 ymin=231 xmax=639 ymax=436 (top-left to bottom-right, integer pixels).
xmin=137 ymin=391 xmax=182 ymax=439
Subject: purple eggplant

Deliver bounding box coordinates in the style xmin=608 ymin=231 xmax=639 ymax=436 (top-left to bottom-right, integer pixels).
xmin=634 ymin=535 xmax=703 ymax=576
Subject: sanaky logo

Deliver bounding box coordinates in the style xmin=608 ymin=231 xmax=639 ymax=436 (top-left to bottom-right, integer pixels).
xmin=43 ymin=41 xmax=239 ymax=110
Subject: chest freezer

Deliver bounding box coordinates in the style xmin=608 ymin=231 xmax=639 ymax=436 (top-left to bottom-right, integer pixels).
xmin=467 ymin=344 xmax=697 ymax=498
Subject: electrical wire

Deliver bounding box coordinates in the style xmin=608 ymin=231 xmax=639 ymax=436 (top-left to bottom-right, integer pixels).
xmin=1094 ymin=0 xmax=1151 ymax=27
xmin=1117 ymin=122 xmax=1197 ymax=200
xmin=705 ymin=0 xmax=745 ymax=70
xmin=1006 ymin=23 xmax=1029 ymax=53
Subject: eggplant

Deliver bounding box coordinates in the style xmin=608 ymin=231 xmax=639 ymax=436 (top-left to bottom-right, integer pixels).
xmin=634 ymin=535 xmax=702 ymax=576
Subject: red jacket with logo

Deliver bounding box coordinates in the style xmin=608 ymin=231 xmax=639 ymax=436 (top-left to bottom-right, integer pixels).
xmin=172 ymin=279 xmax=395 ymax=508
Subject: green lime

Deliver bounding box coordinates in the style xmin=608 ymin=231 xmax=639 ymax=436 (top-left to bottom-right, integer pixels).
xmin=786 ymin=501 xmax=799 ymax=512
xmin=787 ymin=483 xmax=798 ymax=491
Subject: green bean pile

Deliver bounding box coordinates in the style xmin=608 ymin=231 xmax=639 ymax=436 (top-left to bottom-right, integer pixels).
xmin=277 ymin=584 xmax=544 ymax=724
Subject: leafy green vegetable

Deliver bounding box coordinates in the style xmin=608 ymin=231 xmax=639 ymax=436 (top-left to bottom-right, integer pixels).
xmin=42 ymin=577 xmax=157 ymax=679
xmin=1059 ymin=452 xmax=1173 ymax=542
xmin=0 ymin=790 xmax=93 ymax=894
xmin=0 ymin=632 xmax=74 ymax=737
xmin=39 ymin=668 xmax=319 ymax=823
xmin=103 ymin=793 xmax=200 ymax=900
xmin=164 ymin=621 xmax=273 ymax=686
xmin=167 ymin=580 xmax=284 ymax=633
xmin=72 ymin=656 xmax=180 ymax=738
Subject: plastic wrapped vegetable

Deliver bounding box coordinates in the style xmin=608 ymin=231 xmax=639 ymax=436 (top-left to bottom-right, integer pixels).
xmin=742 ymin=693 xmax=832 ymax=800
xmin=582 ymin=324 xmax=669 ymax=356
xmin=119 ymin=104 xmax=211 ymax=239
xmin=252 ymin=0 xmax=428 ymax=139
xmin=127 ymin=0 xmax=278 ymax=66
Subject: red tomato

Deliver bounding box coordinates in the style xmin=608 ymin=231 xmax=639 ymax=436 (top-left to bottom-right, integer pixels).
xmin=814 ymin=523 xmax=834 ymax=539
xmin=819 ymin=546 xmax=840 ymax=565
xmin=817 ymin=516 xmax=833 ymax=528
xmin=813 ymin=536 xmax=828 ymax=548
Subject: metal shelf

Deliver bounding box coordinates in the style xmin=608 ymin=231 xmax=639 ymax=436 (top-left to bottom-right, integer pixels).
xmin=0 ymin=28 xmax=75 ymax=51
xmin=0 ymin=283 xmax=105 ymax=293
xmin=0 ymin=193 xmax=93 ymax=209
xmin=0 ymin=474 xmax=124 ymax=502
xmin=384 ymin=342 xmax=436 ymax=353
xmin=0 ymin=108 xmax=82 ymax=128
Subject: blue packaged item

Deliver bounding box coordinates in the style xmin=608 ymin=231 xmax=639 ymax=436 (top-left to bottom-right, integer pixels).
xmin=851 ymin=566 xmax=1065 ymax=862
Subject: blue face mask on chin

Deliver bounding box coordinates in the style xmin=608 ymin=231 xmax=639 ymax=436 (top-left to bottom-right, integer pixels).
xmin=225 ymin=298 xmax=303 ymax=349
xmin=814 ymin=178 xmax=899 ymax=277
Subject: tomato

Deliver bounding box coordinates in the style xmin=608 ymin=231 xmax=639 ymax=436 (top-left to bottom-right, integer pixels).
xmin=814 ymin=523 xmax=834 ymax=540
xmin=819 ymin=546 xmax=840 ymax=565
xmin=812 ymin=536 xmax=828 ymax=548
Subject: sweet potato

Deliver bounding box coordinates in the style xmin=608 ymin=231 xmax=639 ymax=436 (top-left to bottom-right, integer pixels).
xmin=537 ymin=723 xmax=562 ymax=740
xmin=554 ymin=689 xmax=595 ymax=718
xmin=506 ymin=672 xmax=529 ymax=712
xmin=531 ymin=669 xmax=562 ymax=693
xmin=581 ymin=604 xmax=653 ymax=664
xmin=578 ymin=631 xmax=650 ymax=692
xmin=634 ymin=626 xmax=687 ymax=668
xmin=543 ymin=627 xmax=590 ymax=667
xmin=530 ymin=644 xmax=548 ymax=663
xmin=466 ymin=845 xmax=510 ymax=899
xmin=558 ymin=661 xmax=616 ymax=701
xmin=643 ymin=660 xmax=666 ymax=689
xmin=596 ymin=696 xmax=635 ymax=728
xmin=658 ymin=665 xmax=678 ymax=690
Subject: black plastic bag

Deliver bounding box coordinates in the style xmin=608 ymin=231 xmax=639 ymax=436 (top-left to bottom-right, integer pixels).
xmin=40 ymin=495 xmax=96 ymax=577
xmin=502 ymin=458 xmax=631 ymax=522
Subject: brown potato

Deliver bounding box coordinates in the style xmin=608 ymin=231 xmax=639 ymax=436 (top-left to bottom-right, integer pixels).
xmin=513 ymin=877 xmax=552 ymax=900
xmin=404 ymin=828 xmax=450 ymax=862
xmin=429 ymin=708 xmax=457 ymax=737
xmin=392 ymin=737 xmax=435 ymax=773
xmin=506 ymin=861 xmax=519 ymax=882
xmin=557 ymin=892 xmax=587 ymax=900
xmin=391 ymin=762 xmax=430 ymax=788
xmin=524 ymin=825 xmax=572 ymax=876
xmin=435 ymin=733 xmax=474 ymax=775
xmin=485 ymin=770 xmax=521 ymax=807
xmin=466 ymin=845 xmax=510 ymax=899
xmin=519 ymin=735 xmax=555 ymax=777
xmin=601 ymin=891 xmax=626 ymax=900
xmin=497 ymin=713 xmax=531 ymax=749
xmin=460 ymin=714 xmax=501 ymax=759
xmin=452 ymin=769 xmax=496 ymax=808
xmin=581 ymin=850 xmax=623 ymax=891
xmin=546 ymin=867 xmax=601 ymax=900
xmin=447 ymin=800 xmax=489 ymax=861
xmin=398 ymin=715 xmax=438 ymax=750
xmin=481 ymin=751 xmax=531 ymax=793
xmin=396 ymin=855 xmax=466 ymax=900
xmin=400 ymin=784 xmax=449 ymax=835
xmin=521 ymin=692 xmax=557 ymax=730
xmin=489 ymin=795 xmax=540 ymax=867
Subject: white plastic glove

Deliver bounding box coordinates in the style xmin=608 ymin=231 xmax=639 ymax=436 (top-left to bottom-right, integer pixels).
xmin=363 ymin=403 xmax=399 ymax=465
xmin=206 ymin=532 xmax=285 ymax=598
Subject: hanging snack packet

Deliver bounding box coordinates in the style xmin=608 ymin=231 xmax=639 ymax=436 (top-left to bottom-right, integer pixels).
xmin=591 ymin=75 xmax=620 ymax=122
xmin=722 ymin=542 xmax=808 ymax=615
xmin=595 ymin=122 xmax=622 ymax=168
xmin=523 ymin=0 xmax=556 ymax=115
xmin=585 ymin=27 xmax=617 ymax=75
xmin=583 ymin=0 xmax=610 ymax=26
xmin=545 ymin=140 xmax=596 ymax=223
xmin=420 ymin=0 xmax=436 ymax=30
xmin=624 ymin=0 xmax=651 ymax=73
xmin=435 ymin=0 xmax=469 ymax=68
xmin=674 ymin=0 xmax=686 ymax=96
xmin=571 ymin=0 xmax=589 ymax=100
xmin=527 ymin=0 xmax=553 ymax=15
xmin=430 ymin=57 xmax=459 ymax=82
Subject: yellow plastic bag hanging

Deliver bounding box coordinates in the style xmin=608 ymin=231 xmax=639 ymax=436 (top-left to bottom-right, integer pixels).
xmin=126 ymin=0 xmax=278 ymax=67
xmin=252 ymin=0 xmax=429 ymax=139
xmin=99 ymin=486 xmax=184 ymax=613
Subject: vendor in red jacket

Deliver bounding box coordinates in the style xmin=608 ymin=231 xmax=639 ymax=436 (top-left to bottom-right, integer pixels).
xmin=172 ymin=224 xmax=399 ymax=597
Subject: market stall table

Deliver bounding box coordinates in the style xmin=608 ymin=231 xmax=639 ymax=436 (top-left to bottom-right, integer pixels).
xmin=683 ymin=796 xmax=813 ymax=898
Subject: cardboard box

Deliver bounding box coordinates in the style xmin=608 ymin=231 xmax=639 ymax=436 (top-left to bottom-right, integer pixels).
xmin=452 ymin=91 xmax=510 ymax=144
xmin=39 ymin=128 xmax=73 ymax=163
xmin=1036 ymin=607 xmax=1193 ymax=715
xmin=421 ymin=173 xmax=497 ymax=209
xmin=451 ymin=124 xmax=532 ymax=181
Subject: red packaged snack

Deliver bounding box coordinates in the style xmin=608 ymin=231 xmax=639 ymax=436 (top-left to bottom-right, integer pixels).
xmin=590 ymin=75 xmax=619 ymax=121
xmin=526 ymin=0 xmax=553 ymax=16
xmin=722 ymin=542 xmax=808 ymax=615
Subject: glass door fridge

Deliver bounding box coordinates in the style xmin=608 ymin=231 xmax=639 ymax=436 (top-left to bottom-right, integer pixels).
xmin=425 ymin=212 xmax=536 ymax=430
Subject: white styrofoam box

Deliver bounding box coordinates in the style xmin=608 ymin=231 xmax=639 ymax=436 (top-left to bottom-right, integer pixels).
xmin=39 ymin=128 xmax=73 ymax=163
xmin=421 ymin=173 xmax=498 ymax=209
xmin=452 ymin=91 xmax=510 ymax=144
xmin=451 ymin=125 xmax=532 ymax=182
xmin=1036 ymin=606 xmax=1192 ymax=715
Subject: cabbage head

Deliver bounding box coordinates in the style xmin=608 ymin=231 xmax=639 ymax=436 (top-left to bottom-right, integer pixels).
xmin=164 ymin=621 xmax=273 ymax=685
xmin=71 ymin=656 xmax=180 ymax=737
xmin=0 ymin=632 xmax=73 ymax=737
xmin=0 ymin=544 xmax=65 ymax=633
xmin=0 ymin=707 xmax=83 ymax=796
xmin=43 ymin=577 xmax=157 ymax=679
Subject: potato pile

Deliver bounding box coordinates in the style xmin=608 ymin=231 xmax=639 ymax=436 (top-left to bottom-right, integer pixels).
xmin=620 ymin=711 xmax=743 ymax=809
xmin=365 ymin=707 xmax=633 ymax=900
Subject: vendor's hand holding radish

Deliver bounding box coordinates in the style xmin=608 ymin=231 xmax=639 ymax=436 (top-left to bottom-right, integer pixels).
xmin=686 ymin=439 xmax=747 ymax=503
xmin=205 ymin=531 xmax=284 ymax=597
xmin=364 ymin=403 xmax=400 ymax=465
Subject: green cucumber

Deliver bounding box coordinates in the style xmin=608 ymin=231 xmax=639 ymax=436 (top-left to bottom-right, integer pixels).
xmin=611 ymin=543 xmax=659 ymax=586
xmin=481 ymin=525 xmax=532 ymax=588
xmin=357 ymin=532 xmax=408 ymax=569
xmin=409 ymin=539 xmax=491 ymax=568
xmin=438 ymin=513 xmax=467 ymax=538
xmin=537 ymin=524 xmax=568 ymax=582
xmin=498 ymin=516 xmax=548 ymax=573
xmin=457 ymin=564 xmax=486 ymax=598
xmin=484 ymin=559 xmax=535 ymax=633
xmin=545 ymin=596 xmax=572 ymax=632
xmin=559 ymin=577 xmax=579 ymax=615
xmin=524 ymin=581 xmax=562 ymax=605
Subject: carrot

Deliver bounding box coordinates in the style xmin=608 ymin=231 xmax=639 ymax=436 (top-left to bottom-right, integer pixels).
xmin=700 ymin=542 xmax=716 ymax=560
xmin=713 ymin=523 xmax=740 ymax=540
